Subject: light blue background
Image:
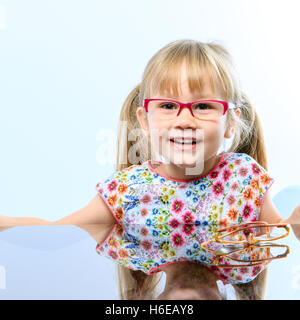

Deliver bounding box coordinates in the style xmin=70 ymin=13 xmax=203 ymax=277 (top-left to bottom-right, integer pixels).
xmin=0 ymin=0 xmax=299 ymax=299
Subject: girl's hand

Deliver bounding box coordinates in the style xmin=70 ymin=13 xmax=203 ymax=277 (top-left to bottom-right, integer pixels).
xmin=282 ymin=205 xmax=300 ymax=224
xmin=0 ymin=215 xmax=14 ymax=232
xmin=282 ymin=205 xmax=300 ymax=241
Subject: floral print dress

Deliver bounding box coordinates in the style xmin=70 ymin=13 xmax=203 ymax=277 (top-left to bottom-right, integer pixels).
xmin=95 ymin=152 xmax=274 ymax=285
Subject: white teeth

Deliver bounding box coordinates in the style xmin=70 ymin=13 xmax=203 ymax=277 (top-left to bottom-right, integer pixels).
xmin=172 ymin=139 xmax=195 ymax=144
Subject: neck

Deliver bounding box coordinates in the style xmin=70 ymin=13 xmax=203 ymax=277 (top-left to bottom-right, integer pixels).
xmin=154 ymin=152 xmax=223 ymax=181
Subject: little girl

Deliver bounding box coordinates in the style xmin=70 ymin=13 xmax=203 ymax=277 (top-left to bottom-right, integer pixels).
xmin=1 ymin=39 xmax=299 ymax=300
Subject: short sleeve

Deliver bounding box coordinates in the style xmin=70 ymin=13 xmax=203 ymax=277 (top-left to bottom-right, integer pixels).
xmin=95 ymin=173 xmax=143 ymax=271
xmin=95 ymin=173 xmax=125 ymax=225
xmin=246 ymin=155 xmax=275 ymax=207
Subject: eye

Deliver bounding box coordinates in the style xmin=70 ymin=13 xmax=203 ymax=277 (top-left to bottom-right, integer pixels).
xmin=194 ymin=103 xmax=212 ymax=110
xmin=159 ymin=103 xmax=177 ymax=109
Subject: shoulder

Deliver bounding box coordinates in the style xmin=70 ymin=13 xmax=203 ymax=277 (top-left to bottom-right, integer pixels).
xmin=95 ymin=162 xmax=149 ymax=200
xmin=224 ymin=152 xmax=255 ymax=163
xmin=224 ymin=152 xmax=267 ymax=173
xmin=94 ymin=163 xmax=147 ymax=223
xmin=222 ymin=152 xmax=275 ymax=197
xmin=100 ymin=162 xmax=146 ymax=185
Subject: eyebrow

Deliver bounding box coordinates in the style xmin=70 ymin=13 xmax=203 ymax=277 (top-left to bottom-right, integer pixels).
xmin=161 ymin=92 xmax=214 ymax=100
xmin=163 ymin=95 xmax=214 ymax=100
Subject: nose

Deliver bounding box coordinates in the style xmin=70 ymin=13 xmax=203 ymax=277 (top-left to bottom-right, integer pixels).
xmin=174 ymin=105 xmax=197 ymax=128
xmin=177 ymin=104 xmax=194 ymax=116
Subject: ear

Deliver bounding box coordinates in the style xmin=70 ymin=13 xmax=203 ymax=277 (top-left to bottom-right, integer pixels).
xmin=136 ymin=107 xmax=150 ymax=138
xmin=224 ymin=126 xmax=235 ymax=139
xmin=224 ymin=107 xmax=241 ymax=139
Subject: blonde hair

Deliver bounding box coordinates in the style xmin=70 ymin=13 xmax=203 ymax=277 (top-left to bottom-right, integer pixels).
xmin=113 ymin=39 xmax=269 ymax=300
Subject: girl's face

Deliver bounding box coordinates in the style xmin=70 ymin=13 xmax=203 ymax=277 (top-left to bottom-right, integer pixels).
xmin=136 ymin=61 xmax=240 ymax=179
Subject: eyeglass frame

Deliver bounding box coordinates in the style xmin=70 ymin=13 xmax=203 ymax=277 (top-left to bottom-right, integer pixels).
xmin=213 ymin=221 xmax=290 ymax=245
xmin=200 ymin=221 xmax=290 ymax=268
xmin=143 ymin=98 xmax=239 ymax=118
xmin=211 ymin=242 xmax=290 ymax=268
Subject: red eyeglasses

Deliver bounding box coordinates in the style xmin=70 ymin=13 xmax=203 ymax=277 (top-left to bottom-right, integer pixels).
xmin=143 ymin=98 xmax=239 ymax=120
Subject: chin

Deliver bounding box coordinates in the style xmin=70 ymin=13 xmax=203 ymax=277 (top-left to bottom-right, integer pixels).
xmin=165 ymin=154 xmax=205 ymax=168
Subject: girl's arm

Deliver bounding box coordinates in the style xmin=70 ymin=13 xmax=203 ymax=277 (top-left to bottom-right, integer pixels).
xmin=0 ymin=216 xmax=51 ymax=232
xmin=52 ymin=194 xmax=118 ymax=242
xmin=259 ymin=191 xmax=283 ymax=224
xmin=260 ymin=190 xmax=300 ymax=241
xmin=0 ymin=194 xmax=118 ymax=242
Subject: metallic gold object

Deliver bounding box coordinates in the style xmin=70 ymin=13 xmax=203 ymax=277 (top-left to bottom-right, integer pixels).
xmin=200 ymin=221 xmax=290 ymax=268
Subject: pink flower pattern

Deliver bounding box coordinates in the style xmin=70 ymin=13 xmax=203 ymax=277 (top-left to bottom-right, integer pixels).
xmin=171 ymin=199 xmax=185 ymax=214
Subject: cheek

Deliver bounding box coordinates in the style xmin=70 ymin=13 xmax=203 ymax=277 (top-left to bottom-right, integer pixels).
xmin=201 ymin=122 xmax=224 ymax=142
xmin=148 ymin=123 xmax=168 ymax=147
xmin=147 ymin=116 xmax=159 ymax=133
xmin=148 ymin=118 xmax=169 ymax=137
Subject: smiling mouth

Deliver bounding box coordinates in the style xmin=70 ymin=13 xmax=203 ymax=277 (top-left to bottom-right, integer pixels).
xmin=168 ymin=139 xmax=203 ymax=152
xmin=169 ymin=138 xmax=202 ymax=145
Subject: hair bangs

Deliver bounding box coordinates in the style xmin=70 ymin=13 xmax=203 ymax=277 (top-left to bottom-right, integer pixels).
xmin=141 ymin=40 xmax=238 ymax=106
xmin=144 ymin=45 xmax=234 ymax=102
xmin=146 ymin=54 xmax=184 ymax=98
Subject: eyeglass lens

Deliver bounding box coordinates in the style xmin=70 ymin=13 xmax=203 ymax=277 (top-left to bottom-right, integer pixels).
xmin=147 ymin=100 xmax=224 ymax=120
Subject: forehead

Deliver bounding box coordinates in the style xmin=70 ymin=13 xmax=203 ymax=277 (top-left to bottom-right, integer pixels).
xmin=149 ymin=60 xmax=224 ymax=99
